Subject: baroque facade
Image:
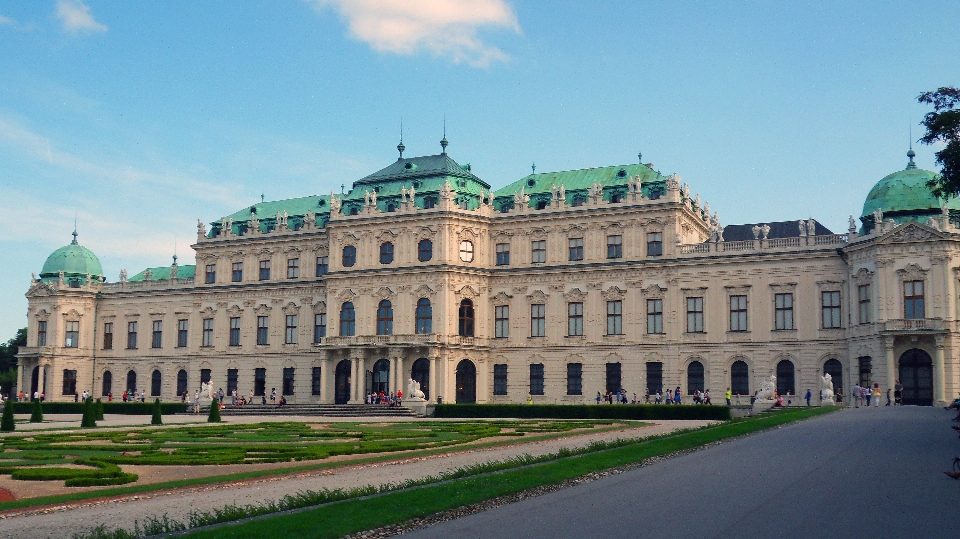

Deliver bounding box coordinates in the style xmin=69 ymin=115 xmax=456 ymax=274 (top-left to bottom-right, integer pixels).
xmin=16 ymin=141 xmax=960 ymax=406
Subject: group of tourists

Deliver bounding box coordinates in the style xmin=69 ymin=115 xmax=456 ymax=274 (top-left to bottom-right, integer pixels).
xmin=366 ymin=390 xmax=403 ymax=406
xmin=850 ymin=382 xmax=898 ymax=407
xmin=596 ymin=390 xmax=630 ymax=404
xmin=186 ymin=387 xmax=287 ymax=414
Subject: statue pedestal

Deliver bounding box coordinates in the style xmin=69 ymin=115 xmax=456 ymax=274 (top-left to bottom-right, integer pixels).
xmin=752 ymin=400 xmax=776 ymax=413
xmin=820 ymin=399 xmax=835 ymax=406
xmin=404 ymin=400 xmax=428 ymax=417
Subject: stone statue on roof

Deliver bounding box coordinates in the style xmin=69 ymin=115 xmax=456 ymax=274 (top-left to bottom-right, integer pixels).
xmin=752 ymin=225 xmax=761 ymax=240
xmin=806 ymin=218 xmax=816 ymax=236
xmin=441 ymin=179 xmax=454 ymax=199
xmin=119 ymin=269 xmax=127 ymax=283
xmin=694 ymin=194 xmax=701 ymax=214
xmin=408 ymin=184 xmax=415 ymax=201
xmin=514 ymin=186 xmax=530 ymax=208
xmin=197 ymin=219 xmax=206 ymax=238
xmin=250 ymin=211 xmax=260 ymax=234
xmin=330 ymin=192 xmax=341 ymax=213
xmin=559 ymin=184 xmax=565 ymax=203
xmin=848 ymin=215 xmax=857 ymax=232
xmin=682 ymin=183 xmax=690 ymax=200
xmin=798 ymin=219 xmax=807 ymax=236
xmin=551 ymin=184 xmax=557 ymax=201
xmin=760 ymin=224 xmax=770 ymax=240
xmin=304 ymin=209 xmax=315 ymax=229
xmin=872 ymin=208 xmax=883 ymax=230
xmin=703 ymin=202 xmax=711 ymax=221
xmin=488 ymin=189 xmax=495 ymax=205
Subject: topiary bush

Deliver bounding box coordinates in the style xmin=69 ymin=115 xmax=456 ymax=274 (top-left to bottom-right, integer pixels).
xmin=80 ymin=397 xmax=97 ymax=428
xmin=208 ymin=398 xmax=221 ymax=423
xmin=95 ymin=398 xmax=104 ymax=420
xmin=30 ymin=398 xmax=43 ymax=423
xmin=1 ymin=400 xmax=15 ymax=432
xmin=151 ymin=398 xmax=163 ymax=425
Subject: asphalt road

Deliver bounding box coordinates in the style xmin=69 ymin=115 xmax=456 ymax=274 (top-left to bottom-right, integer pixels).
xmin=403 ymin=406 xmax=960 ymax=539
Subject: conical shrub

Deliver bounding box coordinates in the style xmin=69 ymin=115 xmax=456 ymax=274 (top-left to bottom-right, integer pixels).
xmin=207 ymin=398 xmax=221 ymax=423
xmin=1 ymin=400 xmax=15 ymax=432
xmin=95 ymin=398 xmax=104 ymax=420
xmin=30 ymin=398 xmax=43 ymax=423
xmin=151 ymin=398 xmax=163 ymax=425
xmin=81 ymin=397 xmax=97 ymax=428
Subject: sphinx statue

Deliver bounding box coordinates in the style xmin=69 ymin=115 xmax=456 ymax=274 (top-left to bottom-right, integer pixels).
xmin=755 ymin=374 xmax=776 ymax=402
xmin=407 ymin=378 xmax=426 ymax=401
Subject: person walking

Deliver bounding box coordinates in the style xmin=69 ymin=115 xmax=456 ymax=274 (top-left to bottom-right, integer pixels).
xmin=674 ymin=387 xmax=682 ymax=404
xmin=853 ymin=383 xmax=860 ymax=407
xmin=885 ymin=388 xmax=892 ymax=406
xmin=805 ymin=389 xmax=812 ymax=406
xmin=193 ymin=391 xmax=200 ymax=414
xmin=894 ymin=380 xmax=903 ymax=405
xmin=725 ymin=387 xmax=732 ymax=406
xmin=872 ymin=383 xmax=881 ymax=407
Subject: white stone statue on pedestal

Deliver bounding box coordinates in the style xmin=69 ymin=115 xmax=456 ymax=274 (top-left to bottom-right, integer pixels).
xmin=755 ymin=375 xmax=776 ymax=402
xmin=407 ymin=378 xmax=426 ymax=401
xmin=820 ymin=373 xmax=835 ymax=405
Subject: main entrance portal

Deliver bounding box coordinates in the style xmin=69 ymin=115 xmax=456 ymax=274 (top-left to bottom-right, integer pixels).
xmin=456 ymin=359 xmax=476 ymax=403
xmin=411 ymin=358 xmax=430 ymax=400
xmin=335 ymin=360 xmax=351 ymax=404
xmin=899 ymin=349 xmax=933 ymax=406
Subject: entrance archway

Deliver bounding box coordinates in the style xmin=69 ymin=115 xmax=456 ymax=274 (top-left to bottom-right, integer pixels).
xmin=823 ymin=359 xmax=843 ymax=398
xmin=372 ymin=359 xmax=390 ymax=394
xmin=335 ymin=360 xmax=352 ymax=404
xmin=456 ymin=359 xmax=476 ymax=403
xmin=30 ymin=366 xmax=39 ymax=396
xmin=411 ymin=358 xmax=430 ymax=400
xmin=899 ymin=349 xmax=933 ymax=406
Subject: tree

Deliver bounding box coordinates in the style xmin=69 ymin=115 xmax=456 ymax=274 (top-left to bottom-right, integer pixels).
xmin=151 ymin=398 xmax=163 ymax=425
xmin=0 ymin=328 xmax=27 ymax=397
xmin=918 ymin=87 xmax=960 ymax=199
xmin=1 ymin=400 xmax=14 ymax=432
xmin=81 ymin=397 xmax=97 ymax=428
xmin=208 ymin=398 xmax=221 ymax=423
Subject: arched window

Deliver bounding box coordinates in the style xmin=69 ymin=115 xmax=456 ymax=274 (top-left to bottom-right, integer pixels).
xmin=379 ymin=242 xmax=394 ymax=264
xmin=126 ymin=370 xmax=137 ymax=394
xmin=418 ymin=239 xmax=433 ymax=262
xmin=372 ymin=359 xmax=390 ymax=393
xmin=687 ymin=360 xmax=705 ymax=394
xmin=102 ymin=370 xmax=112 ymax=396
xmin=823 ymin=359 xmax=843 ymax=398
xmin=415 ymin=298 xmax=433 ymax=334
xmin=342 ymin=245 xmax=356 ymax=267
xmin=776 ymin=360 xmax=795 ymax=396
xmin=731 ymin=360 xmax=749 ymax=396
xmin=376 ymin=300 xmax=393 ymax=335
xmin=458 ymin=299 xmax=475 ymax=337
xmin=176 ymin=369 xmax=188 ymax=396
xmin=151 ymin=370 xmax=162 ymax=396
xmin=339 ymin=302 xmax=356 ymax=336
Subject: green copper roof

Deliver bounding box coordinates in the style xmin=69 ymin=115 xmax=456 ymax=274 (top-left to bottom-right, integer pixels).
xmin=861 ymin=150 xmax=959 ymax=221
xmin=39 ymin=231 xmax=104 ymax=283
xmin=213 ymin=194 xmax=331 ymax=236
xmin=355 ymin=153 xmax=489 ymax=188
xmin=128 ymin=265 xmax=196 ymax=282
xmin=495 ymin=163 xmax=666 ymax=211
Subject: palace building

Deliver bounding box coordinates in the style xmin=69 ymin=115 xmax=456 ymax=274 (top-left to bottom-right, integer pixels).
xmin=16 ymin=139 xmax=960 ymax=406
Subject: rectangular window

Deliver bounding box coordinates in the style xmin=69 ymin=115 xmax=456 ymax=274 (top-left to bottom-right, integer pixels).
xmin=316 ymin=256 xmax=329 ymax=277
xmin=568 ymin=238 xmax=584 ymax=261
xmin=37 ymin=321 xmax=47 ymax=346
xmin=231 ymin=262 xmax=243 ymax=282
xmin=103 ymin=322 xmax=113 ymax=350
xmin=686 ymin=297 xmax=704 ymax=333
xmin=282 ymin=367 xmax=295 ymax=395
xmin=257 ymin=316 xmax=269 ymax=345
xmin=205 ymin=264 xmax=216 ymax=284
xmin=314 ymin=313 xmax=327 ymax=343
xmin=493 ymin=364 xmax=508 ymax=395
xmin=729 ymin=295 xmax=748 ymax=332
xmin=904 ymin=280 xmax=925 ymax=319
xmin=646 ymin=361 xmax=664 ymax=396
xmin=858 ymin=284 xmax=871 ymax=324
xmin=821 ymin=291 xmax=842 ymax=329
xmin=529 ymin=363 xmax=545 ymax=395
xmin=567 ymin=363 xmax=582 ymax=395
xmin=64 ymin=320 xmax=79 ymax=348
xmin=259 ymin=260 xmax=271 ymax=280
xmin=202 ymin=318 xmax=213 ymax=347
xmin=254 ymin=368 xmax=266 ymax=396
xmin=151 ymin=320 xmax=163 ymax=348
xmin=312 ymin=367 xmax=322 ymax=395
xmin=647 ymin=232 xmax=663 ymax=257
xmin=495 ymin=305 xmax=509 ymax=338
xmin=858 ymin=356 xmax=872 ymax=387
xmin=530 ymin=304 xmax=546 ymax=337
xmin=287 ymin=258 xmax=300 ymax=279
xmin=647 ymin=299 xmax=664 ymax=334
xmin=200 ymin=368 xmax=211 ymax=385
xmin=127 ymin=321 xmax=138 ymax=349
xmin=495 ymin=243 xmax=510 ymax=266
xmin=606 ymin=235 xmax=623 ymax=259
xmin=227 ymin=368 xmax=238 ymax=395
xmin=568 ymin=302 xmax=584 ymax=336
xmin=285 ymin=315 xmax=298 ymax=344
xmin=229 ymin=317 xmax=241 ymax=346
xmin=531 ymin=240 xmax=546 ymax=264
xmin=775 ymin=293 xmax=794 ymax=330
xmin=62 ymin=369 xmax=77 ymax=395
xmin=606 ymin=300 xmax=623 ymax=335
xmin=177 ymin=319 xmax=188 ymax=348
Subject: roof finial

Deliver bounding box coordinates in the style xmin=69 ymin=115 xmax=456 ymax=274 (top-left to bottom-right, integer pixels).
xmin=638 ymin=151 xmax=642 ymax=164
xmin=531 ymin=162 xmax=536 ymax=174
xmin=261 ymin=193 xmax=265 ymax=202
xmin=906 ymin=122 xmax=917 ymax=169
xmin=440 ymin=115 xmax=448 ymax=154
xmin=71 ymin=217 xmax=78 ymax=245
xmin=173 ymin=239 xmax=178 ymax=265
xmin=397 ymin=118 xmax=405 ymax=160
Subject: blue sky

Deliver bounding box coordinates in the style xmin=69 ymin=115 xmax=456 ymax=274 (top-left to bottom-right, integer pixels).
xmin=1 ymin=0 xmax=958 ymax=339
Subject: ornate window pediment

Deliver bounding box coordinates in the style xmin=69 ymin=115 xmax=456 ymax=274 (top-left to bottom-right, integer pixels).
xmin=491 ymin=230 xmax=514 ymax=240
xmin=34 ymin=309 xmax=50 ymax=321
xmin=255 ymin=247 xmax=274 ymax=256
xmin=415 ymin=226 xmax=436 ymax=240
xmin=376 ymin=229 xmax=399 ymax=240
xmin=283 ymin=302 xmax=300 ymax=315
xmin=528 ymin=227 xmax=548 ymax=240
xmin=413 ymin=284 xmax=437 ymax=298
xmin=226 ymin=305 xmax=243 ymax=316
xmin=602 ymin=286 xmax=626 ymax=301
xmin=311 ymin=244 xmax=329 ymax=255
xmin=601 ymin=221 xmax=624 ymax=232
xmin=254 ymin=303 xmax=272 ymax=315
xmin=563 ymin=288 xmax=587 ymax=302
xmin=336 ymin=288 xmax=359 ymax=303
xmin=455 ymin=284 xmax=480 ymax=298
xmin=896 ymin=263 xmax=928 ymax=282
xmin=723 ymin=284 xmax=751 ymax=294
xmin=373 ymin=286 xmax=396 ymax=300
xmin=492 ymin=291 xmax=513 ymax=304
xmin=229 ymin=250 xmax=245 ymax=261
xmin=337 ymin=232 xmax=360 ymax=243
xmin=883 ymin=222 xmax=943 ymax=243
xmin=527 ymin=289 xmax=549 ymax=302
xmin=457 ymin=227 xmax=479 ymax=240
xmin=853 ymin=268 xmax=873 ymax=286
xmin=283 ymin=246 xmax=302 ymax=254
xmin=198 ymin=306 xmax=216 ymax=317
xmin=816 ymin=279 xmax=844 ymax=292
xmin=564 ymin=224 xmax=586 ymax=236
xmin=312 ymin=300 xmax=326 ymax=313
xmin=770 ymin=282 xmax=798 ymax=293
xmin=641 ymin=284 xmax=666 ymax=299
xmin=63 ymin=309 xmax=82 ymax=321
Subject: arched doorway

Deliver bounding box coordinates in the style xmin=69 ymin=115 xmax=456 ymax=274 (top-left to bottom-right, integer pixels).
xmin=31 ymin=366 xmax=39 ymax=396
xmin=151 ymin=370 xmax=162 ymax=397
xmin=335 ymin=360 xmax=351 ymax=404
xmin=899 ymin=349 xmax=933 ymax=406
xmin=823 ymin=359 xmax=843 ymax=399
xmin=102 ymin=370 xmax=113 ymax=397
xmin=730 ymin=360 xmax=749 ymax=397
xmin=372 ymin=359 xmax=390 ymax=394
xmin=176 ymin=369 xmax=188 ymax=396
xmin=776 ymin=360 xmax=795 ymax=396
xmin=456 ymin=359 xmax=476 ymax=403
xmin=126 ymin=370 xmax=137 ymax=394
xmin=411 ymin=358 xmax=430 ymax=400
xmin=687 ymin=360 xmax=705 ymax=394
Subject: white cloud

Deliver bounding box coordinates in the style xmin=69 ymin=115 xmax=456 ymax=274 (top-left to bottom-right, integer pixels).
xmin=0 ymin=14 xmax=16 ymax=27
xmin=311 ymin=0 xmax=520 ymax=67
xmin=56 ymin=0 xmax=107 ymax=34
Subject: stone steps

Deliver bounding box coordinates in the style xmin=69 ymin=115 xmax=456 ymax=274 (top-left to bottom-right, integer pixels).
xmin=190 ymin=403 xmax=419 ymax=418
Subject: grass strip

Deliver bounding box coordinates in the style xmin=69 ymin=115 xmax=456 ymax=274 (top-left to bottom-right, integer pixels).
xmin=0 ymin=421 xmax=634 ymax=512
xmin=74 ymin=407 xmax=834 ymax=539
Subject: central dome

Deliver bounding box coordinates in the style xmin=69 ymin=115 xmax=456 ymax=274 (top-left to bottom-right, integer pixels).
xmin=860 ymin=150 xmax=959 ymax=231
xmin=39 ymin=231 xmax=103 ymax=283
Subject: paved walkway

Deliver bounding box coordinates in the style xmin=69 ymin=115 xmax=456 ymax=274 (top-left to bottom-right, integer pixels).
xmin=0 ymin=420 xmax=714 ymax=538
xmin=404 ymin=406 xmax=960 ymax=539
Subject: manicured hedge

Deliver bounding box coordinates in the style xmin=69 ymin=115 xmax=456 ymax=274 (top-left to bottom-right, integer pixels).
xmin=433 ymin=404 xmax=731 ymax=421
xmin=9 ymin=401 xmax=187 ymax=415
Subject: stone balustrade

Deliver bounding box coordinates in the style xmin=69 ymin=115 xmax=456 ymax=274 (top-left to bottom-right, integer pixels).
xmin=679 ymin=234 xmax=848 ymax=257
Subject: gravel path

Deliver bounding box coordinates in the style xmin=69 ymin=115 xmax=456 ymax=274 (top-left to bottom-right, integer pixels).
xmin=0 ymin=420 xmax=714 ymax=539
